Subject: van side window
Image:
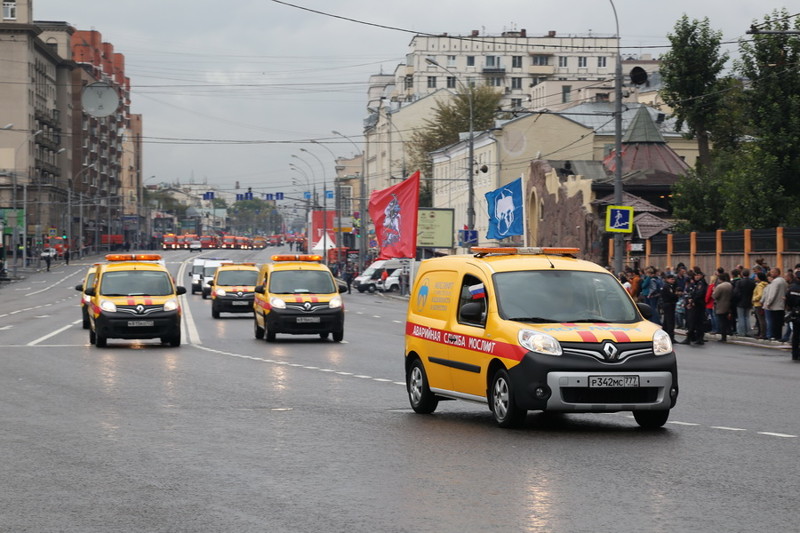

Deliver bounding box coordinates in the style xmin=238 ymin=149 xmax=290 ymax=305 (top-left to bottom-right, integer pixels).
xmin=458 ymin=274 xmax=487 ymax=327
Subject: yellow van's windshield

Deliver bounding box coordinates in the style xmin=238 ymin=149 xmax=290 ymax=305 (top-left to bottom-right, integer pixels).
xmin=494 ymin=270 xmax=639 ymax=324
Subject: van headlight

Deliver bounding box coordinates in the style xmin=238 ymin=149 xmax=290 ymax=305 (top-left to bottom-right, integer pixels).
xmin=100 ymin=300 xmax=117 ymax=313
xmin=328 ymin=295 xmax=342 ymax=309
xmin=269 ymin=297 xmax=286 ymax=309
xmin=518 ymin=329 xmax=562 ymax=356
xmin=163 ymin=299 xmax=179 ymax=312
xmin=653 ymin=329 xmax=673 ymax=356
xmin=215 ymin=289 xmax=226 ymax=297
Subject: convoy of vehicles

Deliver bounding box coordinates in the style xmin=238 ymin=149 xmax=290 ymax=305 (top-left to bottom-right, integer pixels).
xmin=201 ymin=259 xmax=234 ymax=299
xmin=404 ymin=247 xmax=678 ymax=429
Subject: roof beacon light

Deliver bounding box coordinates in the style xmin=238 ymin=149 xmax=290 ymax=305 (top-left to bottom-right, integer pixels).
xmin=471 ymin=247 xmax=580 ymax=257
xmin=105 ymin=253 xmax=163 ymax=262
xmin=272 ymin=254 xmax=322 ymax=262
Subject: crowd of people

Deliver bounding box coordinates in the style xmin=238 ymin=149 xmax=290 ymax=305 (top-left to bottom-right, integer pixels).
xmin=617 ymin=260 xmax=800 ymax=360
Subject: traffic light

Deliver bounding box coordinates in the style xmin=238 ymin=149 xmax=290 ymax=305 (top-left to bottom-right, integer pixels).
xmin=62 ymin=234 xmax=67 ymax=240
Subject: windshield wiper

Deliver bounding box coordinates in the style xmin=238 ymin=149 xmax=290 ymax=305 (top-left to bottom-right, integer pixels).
xmin=507 ymin=317 xmax=553 ymax=323
xmin=563 ymin=318 xmax=607 ymax=323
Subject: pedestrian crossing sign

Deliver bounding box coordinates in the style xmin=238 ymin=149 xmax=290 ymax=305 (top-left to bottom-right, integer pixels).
xmin=605 ymin=205 xmax=634 ymax=233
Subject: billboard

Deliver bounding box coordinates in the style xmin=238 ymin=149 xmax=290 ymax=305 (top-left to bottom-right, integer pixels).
xmin=417 ymin=208 xmax=454 ymax=248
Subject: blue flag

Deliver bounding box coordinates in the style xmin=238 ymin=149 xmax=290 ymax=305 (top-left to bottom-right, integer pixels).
xmin=485 ymin=177 xmax=524 ymax=240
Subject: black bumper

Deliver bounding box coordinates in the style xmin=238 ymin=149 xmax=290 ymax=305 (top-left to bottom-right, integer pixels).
xmin=265 ymin=308 xmax=344 ymax=335
xmin=94 ymin=311 xmax=180 ymax=340
xmin=213 ymin=296 xmax=255 ymax=313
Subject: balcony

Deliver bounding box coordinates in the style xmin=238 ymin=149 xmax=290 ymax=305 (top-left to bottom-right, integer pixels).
xmin=482 ymin=67 xmax=506 ymax=74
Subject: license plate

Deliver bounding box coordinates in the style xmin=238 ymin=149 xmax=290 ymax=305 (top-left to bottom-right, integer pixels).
xmin=296 ymin=316 xmax=320 ymax=323
xmin=127 ymin=320 xmax=154 ymax=327
xmin=589 ymin=375 xmax=639 ymax=388
xmin=232 ymin=301 xmax=250 ymax=306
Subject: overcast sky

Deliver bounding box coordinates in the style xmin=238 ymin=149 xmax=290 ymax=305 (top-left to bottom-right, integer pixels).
xmin=32 ymin=0 xmax=789 ymax=197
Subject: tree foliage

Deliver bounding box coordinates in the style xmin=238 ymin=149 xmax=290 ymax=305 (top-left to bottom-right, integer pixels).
xmin=659 ymin=15 xmax=728 ymax=169
xmin=407 ymin=86 xmax=502 ymax=206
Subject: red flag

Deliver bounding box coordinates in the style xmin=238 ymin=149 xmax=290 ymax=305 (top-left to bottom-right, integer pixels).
xmin=368 ymin=171 xmax=420 ymax=259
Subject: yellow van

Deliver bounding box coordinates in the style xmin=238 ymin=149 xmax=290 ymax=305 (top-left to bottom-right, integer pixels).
xmin=84 ymin=254 xmax=186 ymax=348
xmin=208 ymin=262 xmax=259 ymax=318
xmin=253 ymin=254 xmax=346 ymax=342
xmin=75 ymin=262 xmax=102 ymax=329
xmin=404 ymin=247 xmax=678 ymax=428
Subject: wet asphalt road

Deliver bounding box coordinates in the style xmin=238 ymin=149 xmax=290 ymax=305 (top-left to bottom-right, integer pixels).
xmin=1 ymin=248 xmax=799 ymax=532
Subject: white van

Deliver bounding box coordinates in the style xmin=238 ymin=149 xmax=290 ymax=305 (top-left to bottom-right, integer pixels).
xmin=353 ymin=259 xmax=405 ymax=293
xmin=188 ymin=258 xmax=207 ymax=294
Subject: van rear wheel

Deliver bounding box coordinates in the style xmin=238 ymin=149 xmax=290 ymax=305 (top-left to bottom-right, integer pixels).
xmin=633 ymin=410 xmax=669 ymax=429
xmin=407 ymin=359 xmax=438 ymax=414
xmin=490 ymin=368 xmax=526 ymax=428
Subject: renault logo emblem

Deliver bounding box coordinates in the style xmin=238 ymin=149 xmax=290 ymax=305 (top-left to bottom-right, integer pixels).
xmin=237 ymin=291 xmax=243 ymax=297
xmin=304 ymin=302 xmax=311 ymax=311
xmin=136 ymin=304 xmax=145 ymax=314
xmin=602 ymin=342 xmax=618 ymax=360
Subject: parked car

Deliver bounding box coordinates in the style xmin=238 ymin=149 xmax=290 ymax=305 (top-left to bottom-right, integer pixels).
xmin=41 ymin=248 xmax=58 ymax=259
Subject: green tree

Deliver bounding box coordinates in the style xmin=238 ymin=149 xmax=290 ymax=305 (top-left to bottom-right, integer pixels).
xmin=659 ymin=15 xmax=728 ymax=170
xmin=737 ymin=8 xmax=800 ymax=201
xmin=407 ymin=86 xmax=502 ymax=206
xmin=671 ymin=167 xmax=725 ymax=232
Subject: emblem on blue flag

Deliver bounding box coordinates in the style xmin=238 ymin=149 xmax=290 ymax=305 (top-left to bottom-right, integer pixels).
xmin=485 ymin=177 xmax=524 ymax=240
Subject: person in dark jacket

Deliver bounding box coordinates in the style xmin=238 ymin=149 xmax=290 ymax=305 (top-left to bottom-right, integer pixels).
xmin=786 ymin=271 xmax=800 ymax=360
xmin=660 ymin=273 xmax=681 ymax=342
xmin=712 ymin=272 xmax=733 ymax=342
xmin=680 ymin=270 xmax=709 ymax=345
xmin=734 ymin=268 xmax=755 ymax=336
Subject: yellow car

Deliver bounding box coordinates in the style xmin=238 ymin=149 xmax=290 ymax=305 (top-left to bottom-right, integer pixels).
xmin=75 ymin=262 xmax=102 ymax=329
xmin=253 ymin=254 xmax=346 ymax=342
xmin=208 ymin=263 xmax=259 ymax=318
xmin=404 ymin=247 xmax=678 ymax=429
xmin=84 ymin=254 xmax=186 ymax=348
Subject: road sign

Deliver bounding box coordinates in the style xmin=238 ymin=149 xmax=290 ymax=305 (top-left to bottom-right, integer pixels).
xmin=458 ymin=229 xmax=478 ymax=246
xmin=605 ymin=206 xmax=634 ymax=233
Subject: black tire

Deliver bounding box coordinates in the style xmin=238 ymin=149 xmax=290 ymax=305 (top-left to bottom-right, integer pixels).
xmin=89 ymin=328 xmax=96 ymax=345
xmin=265 ymin=326 xmax=276 ymax=342
xmin=319 ymin=332 xmax=329 ymax=340
xmin=633 ymin=410 xmax=670 ymax=429
xmin=95 ymin=334 xmax=107 ymax=348
xmin=332 ymin=330 xmax=344 ymax=342
xmin=490 ymin=368 xmax=526 ymax=428
xmin=82 ymin=309 xmax=89 ymax=330
xmin=367 ymin=284 xmax=375 ymax=293
xmin=212 ymin=306 xmax=220 ymax=319
xmin=407 ymin=358 xmax=438 ymax=414
xmin=254 ymin=315 xmax=265 ymax=339
xmin=168 ymin=330 xmax=181 ymax=347
xmin=202 ymin=291 xmax=208 ymax=300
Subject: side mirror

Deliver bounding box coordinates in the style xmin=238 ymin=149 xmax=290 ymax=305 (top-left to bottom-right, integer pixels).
xmin=84 ymin=287 xmax=96 ymax=297
xmin=175 ymin=286 xmax=187 ymax=295
xmin=75 ymin=284 xmax=83 ymax=291
xmin=255 ymin=285 xmax=265 ymax=294
xmin=207 ymin=280 xmax=214 ymax=286
xmin=338 ymin=281 xmax=348 ymax=293
xmin=460 ymin=301 xmax=484 ymax=323
xmin=636 ymin=302 xmax=653 ymax=320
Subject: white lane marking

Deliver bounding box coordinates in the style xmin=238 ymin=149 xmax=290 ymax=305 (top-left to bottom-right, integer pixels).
xmin=712 ymin=426 xmax=747 ymax=432
xmin=758 ymin=432 xmax=797 ymax=438
xmin=26 ymin=270 xmax=82 ymax=296
xmin=27 ymin=320 xmax=81 ymax=346
xmin=0 ymin=325 xmax=12 ymax=331
xmin=176 ymin=261 xmax=201 ymax=345
xmin=667 ymin=421 xmax=701 ymax=426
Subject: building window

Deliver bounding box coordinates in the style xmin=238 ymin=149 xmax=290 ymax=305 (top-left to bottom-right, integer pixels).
xmin=446 ymin=76 xmax=457 ymax=89
xmin=447 ymin=55 xmax=456 ymax=67
xmin=511 ymin=77 xmax=522 ymax=90
xmin=578 ymin=56 xmax=587 ymax=68
xmin=489 ymin=76 xmax=502 ymax=87
xmin=597 ymin=56 xmax=607 ymax=68
xmin=486 ymin=55 xmax=499 ymax=67
xmin=512 ymin=56 xmax=522 ymax=68
xmin=3 ymin=0 xmax=16 ymax=20
xmin=404 ymin=75 xmax=413 ymax=90
xmin=511 ymin=98 xmax=522 ymax=108
xmin=466 ymin=56 xmax=475 ymax=67
xmin=427 ymin=76 xmax=437 ymax=89
xmin=558 ymin=56 xmax=568 ymax=68
xmin=532 ymin=55 xmax=549 ymax=66
xmin=561 ymin=85 xmax=572 ymax=103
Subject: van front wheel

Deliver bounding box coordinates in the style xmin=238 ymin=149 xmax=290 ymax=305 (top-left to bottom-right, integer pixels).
xmin=407 ymin=359 xmax=438 ymax=414
xmin=490 ymin=368 xmax=526 ymax=428
xmin=633 ymin=410 xmax=669 ymax=429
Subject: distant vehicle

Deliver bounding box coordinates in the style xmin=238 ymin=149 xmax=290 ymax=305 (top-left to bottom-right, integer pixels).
xmin=189 ymin=240 xmax=202 ymax=252
xmin=41 ymin=248 xmax=58 ymax=259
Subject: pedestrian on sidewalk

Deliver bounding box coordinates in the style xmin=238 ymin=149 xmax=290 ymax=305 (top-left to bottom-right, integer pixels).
xmin=44 ymin=253 xmax=51 ymax=272
xmin=712 ymin=272 xmax=733 ymax=342
xmin=64 ymin=248 xmax=70 ymax=265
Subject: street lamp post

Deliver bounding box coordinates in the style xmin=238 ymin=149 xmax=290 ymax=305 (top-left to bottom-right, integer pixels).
xmin=311 ymin=140 xmax=343 ymax=267
xmin=332 ymin=130 xmax=367 ymax=270
xmin=10 ymin=128 xmax=42 ymax=276
xmin=425 ymin=57 xmax=475 ymax=231
xmin=610 ymin=0 xmax=625 ymax=274
xmin=70 ymin=162 xmax=95 ymax=258
xmin=300 ymin=147 xmax=329 ymax=266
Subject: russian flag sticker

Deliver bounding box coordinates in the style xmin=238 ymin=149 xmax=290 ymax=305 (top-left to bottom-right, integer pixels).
xmin=469 ymin=283 xmax=485 ymax=299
